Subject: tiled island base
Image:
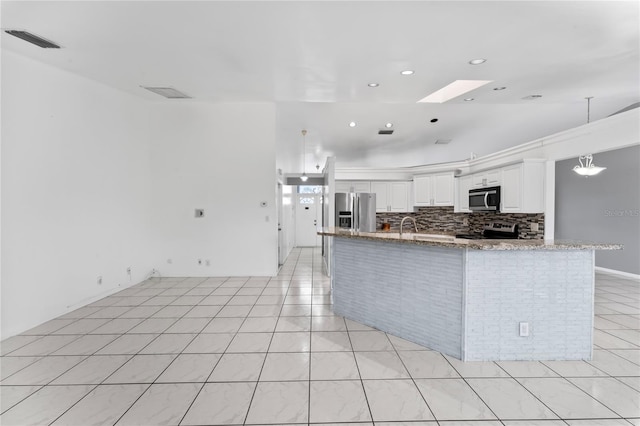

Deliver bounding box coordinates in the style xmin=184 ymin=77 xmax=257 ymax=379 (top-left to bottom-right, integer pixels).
xmin=332 ymin=237 xmax=594 ymax=361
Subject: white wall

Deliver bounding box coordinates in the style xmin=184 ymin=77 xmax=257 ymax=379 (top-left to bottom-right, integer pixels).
xmin=280 ymin=184 xmax=296 ymax=263
xmin=148 ymin=103 xmax=278 ymax=277
xmin=275 ymin=117 xmax=305 ymax=263
xmin=1 ymin=51 xmax=154 ymax=338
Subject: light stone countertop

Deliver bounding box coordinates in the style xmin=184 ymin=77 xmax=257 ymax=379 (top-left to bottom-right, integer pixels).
xmin=318 ymin=227 xmax=622 ymax=251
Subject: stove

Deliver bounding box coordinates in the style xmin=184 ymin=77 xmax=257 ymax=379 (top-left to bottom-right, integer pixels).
xmin=456 ymin=222 xmax=519 ymax=240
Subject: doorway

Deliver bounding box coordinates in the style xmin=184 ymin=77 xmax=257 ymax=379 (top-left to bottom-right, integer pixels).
xmin=295 ymin=193 xmax=321 ymax=247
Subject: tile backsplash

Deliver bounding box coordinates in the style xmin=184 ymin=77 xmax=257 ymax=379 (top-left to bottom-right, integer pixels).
xmin=376 ymin=206 xmax=544 ymax=239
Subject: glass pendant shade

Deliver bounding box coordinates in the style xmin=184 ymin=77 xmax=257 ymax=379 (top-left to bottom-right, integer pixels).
xmin=573 ymin=154 xmax=606 ymax=176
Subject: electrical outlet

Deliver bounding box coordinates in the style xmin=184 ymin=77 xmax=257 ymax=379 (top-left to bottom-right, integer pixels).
xmin=97 ymin=276 xmax=103 ymax=285
xmin=198 ymin=259 xmax=202 ymax=265
xmin=519 ymin=322 xmax=530 ymax=337
xmin=126 ymin=267 xmax=131 ymax=275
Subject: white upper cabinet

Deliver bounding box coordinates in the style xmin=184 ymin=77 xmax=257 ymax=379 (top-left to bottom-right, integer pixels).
xmin=335 ymin=180 xmax=371 ymax=192
xmin=454 ymin=174 xmax=473 ymax=213
xmin=335 ymin=181 xmax=371 ymax=193
xmin=414 ymin=172 xmax=454 ymax=206
xmin=371 ymin=181 xmax=410 ymax=212
xmin=455 ymin=160 xmax=545 ymax=213
xmin=500 ymin=160 xmax=545 ymax=213
xmin=414 ymin=175 xmax=433 ymax=205
xmin=472 ymin=169 xmax=501 ymax=187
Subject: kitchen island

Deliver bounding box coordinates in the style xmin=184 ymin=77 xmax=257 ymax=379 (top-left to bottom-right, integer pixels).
xmin=318 ymin=228 xmax=622 ymax=361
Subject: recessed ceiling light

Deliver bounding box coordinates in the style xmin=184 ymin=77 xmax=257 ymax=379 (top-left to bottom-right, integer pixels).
xmin=368 ymin=83 xmax=379 ymax=87
xmin=385 ymin=123 xmax=393 ymax=128
xmin=464 ymin=98 xmax=474 ymax=101
xmin=400 ymin=70 xmax=415 ymax=75
xmin=418 ymin=80 xmax=492 ymax=103
xmin=493 ymin=87 xmax=507 ymax=91
xmin=349 ymin=122 xmax=357 ymax=128
xmin=468 ymin=58 xmax=486 ymax=65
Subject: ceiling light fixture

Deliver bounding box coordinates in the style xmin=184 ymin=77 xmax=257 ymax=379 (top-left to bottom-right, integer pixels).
xmin=401 ymin=70 xmax=415 ymax=75
xmin=349 ymin=122 xmax=357 ymax=128
xmin=464 ymin=98 xmax=474 ymax=101
xmin=368 ymin=83 xmax=379 ymax=87
xmin=573 ymin=97 xmax=606 ymax=177
xmin=418 ymin=80 xmax=492 ymax=103
xmin=430 ymin=118 xmax=439 ymax=123
xmin=385 ymin=123 xmax=393 ymax=128
xmin=300 ymin=129 xmax=308 ymax=182
xmin=469 ymin=58 xmax=486 ymax=65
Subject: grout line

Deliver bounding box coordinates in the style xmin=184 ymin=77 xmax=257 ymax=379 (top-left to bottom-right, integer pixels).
xmin=3 ymin=252 xmax=639 ymax=425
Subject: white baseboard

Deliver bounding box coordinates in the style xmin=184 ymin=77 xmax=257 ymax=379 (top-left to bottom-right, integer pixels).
xmin=595 ymin=266 xmax=640 ymax=280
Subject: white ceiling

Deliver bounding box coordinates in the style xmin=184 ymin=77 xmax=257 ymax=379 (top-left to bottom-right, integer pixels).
xmin=2 ymin=1 xmax=639 ymax=169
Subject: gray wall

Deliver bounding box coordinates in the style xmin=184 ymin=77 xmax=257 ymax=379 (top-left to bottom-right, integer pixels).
xmin=555 ymin=145 xmax=640 ymax=275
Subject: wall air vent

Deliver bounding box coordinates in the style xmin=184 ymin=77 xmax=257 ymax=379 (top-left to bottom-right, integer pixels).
xmin=5 ymin=30 xmax=60 ymax=48
xmin=142 ymin=86 xmax=191 ymax=99
xmin=378 ymin=130 xmax=394 ymax=135
xmin=435 ymin=139 xmax=452 ymax=145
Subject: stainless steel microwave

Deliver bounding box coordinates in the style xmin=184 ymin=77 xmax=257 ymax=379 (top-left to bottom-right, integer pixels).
xmin=469 ymin=186 xmax=501 ymax=212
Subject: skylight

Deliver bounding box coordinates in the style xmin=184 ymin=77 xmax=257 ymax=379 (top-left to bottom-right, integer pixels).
xmin=417 ymin=80 xmax=493 ymax=103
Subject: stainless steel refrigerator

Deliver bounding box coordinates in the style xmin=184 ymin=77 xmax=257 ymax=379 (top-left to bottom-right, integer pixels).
xmin=335 ymin=193 xmax=377 ymax=232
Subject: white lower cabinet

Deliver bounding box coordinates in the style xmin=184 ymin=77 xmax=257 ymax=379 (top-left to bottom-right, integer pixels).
xmin=371 ymin=181 xmax=410 ymax=212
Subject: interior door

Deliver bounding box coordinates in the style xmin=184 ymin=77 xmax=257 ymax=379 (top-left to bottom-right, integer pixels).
xmin=277 ymin=183 xmax=285 ymax=266
xmin=295 ymin=194 xmax=320 ymax=247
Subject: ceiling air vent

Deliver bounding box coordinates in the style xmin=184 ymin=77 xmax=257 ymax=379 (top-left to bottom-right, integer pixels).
xmin=378 ymin=130 xmax=394 ymax=135
xmin=5 ymin=30 xmax=60 ymax=48
xmin=435 ymin=139 xmax=452 ymax=145
xmin=142 ymin=86 xmax=191 ymax=99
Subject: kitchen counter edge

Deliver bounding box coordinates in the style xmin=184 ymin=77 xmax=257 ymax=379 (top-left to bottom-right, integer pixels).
xmin=317 ymin=228 xmax=622 ymax=251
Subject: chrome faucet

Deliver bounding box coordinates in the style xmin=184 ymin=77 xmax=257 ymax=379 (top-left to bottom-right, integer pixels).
xmin=399 ymin=216 xmax=418 ymax=236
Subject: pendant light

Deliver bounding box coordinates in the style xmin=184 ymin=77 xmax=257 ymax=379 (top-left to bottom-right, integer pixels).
xmin=300 ymin=129 xmax=308 ymax=182
xmin=573 ymin=97 xmax=606 ymax=177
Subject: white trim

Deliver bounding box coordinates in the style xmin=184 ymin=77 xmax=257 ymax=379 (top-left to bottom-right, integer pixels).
xmin=335 ymin=108 xmax=639 ymax=180
xmin=595 ymin=267 xmax=640 ymax=281
xmin=544 ymin=160 xmax=555 ymax=241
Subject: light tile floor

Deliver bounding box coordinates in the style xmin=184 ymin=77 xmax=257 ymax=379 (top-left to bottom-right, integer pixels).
xmin=1 ymin=247 xmax=639 ymax=425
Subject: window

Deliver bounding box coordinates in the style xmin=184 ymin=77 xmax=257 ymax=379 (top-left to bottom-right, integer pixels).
xmin=299 ymin=197 xmax=315 ymax=205
xmin=298 ymin=185 xmax=323 ymax=194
